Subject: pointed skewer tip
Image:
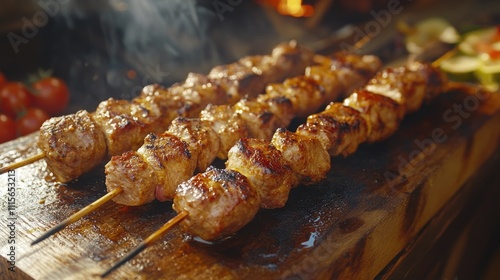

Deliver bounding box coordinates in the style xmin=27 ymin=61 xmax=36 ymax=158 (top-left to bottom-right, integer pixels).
xmin=31 ymin=188 xmax=123 ymax=245
xmin=31 ymin=223 xmax=67 ymax=246
xmin=100 ymin=212 xmax=188 ymax=277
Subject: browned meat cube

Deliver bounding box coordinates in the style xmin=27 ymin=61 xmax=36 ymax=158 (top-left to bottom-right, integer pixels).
xmin=167 ymin=117 xmax=220 ymax=172
xmin=173 ymin=167 xmax=261 ymax=241
xmin=343 ymin=90 xmax=404 ymax=142
xmin=271 ymin=129 xmax=330 ymax=185
xmin=200 ymin=104 xmax=249 ymax=159
xmin=296 ymin=103 xmax=368 ymax=157
xmin=38 ymin=110 xmax=107 ymax=183
xmin=233 ymin=99 xmax=281 ymax=140
xmin=265 ymin=76 xmax=325 ymax=118
xmin=93 ymin=98 xmax=165 ymax=156
xmin=226 ymin=138 xmax=298 ymax=209
xmin=169 ymin=73 xmax=227 ymax=117
xmin=256 ymin=95 xmax=294 ymax=128
xmin=105 ymin=151 xmax=158 ymax=206
xmin=137 ymin=133 xmax=197 ymax=202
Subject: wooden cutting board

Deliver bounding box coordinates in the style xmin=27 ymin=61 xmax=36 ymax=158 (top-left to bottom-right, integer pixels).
xmin=0 ymin=87 xmax=499 ymax=280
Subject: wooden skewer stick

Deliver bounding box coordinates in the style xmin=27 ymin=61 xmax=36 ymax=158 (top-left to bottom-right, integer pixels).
xmin=0 ymin=152 xmax=45 ymax=175
xmin=431 ymin=46 xmax=458 ymax=68
xmin=101 ymin=211 xmax=188 ymax=278
xmin=31 ymin=188 xmax=123 ymax=245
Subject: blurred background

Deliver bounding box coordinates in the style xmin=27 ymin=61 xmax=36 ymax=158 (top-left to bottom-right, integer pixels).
xmin=1 ymin=0 xmax=497 ymax=113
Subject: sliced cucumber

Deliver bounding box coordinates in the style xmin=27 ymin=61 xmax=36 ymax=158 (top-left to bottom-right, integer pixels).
xmin=475 ymin=55 xmax=500 ymax=91
xmin=404 ymin=17 xmax=460 ymax=54
xmin=458 ymin=27 xmax=497 ymax=56
xmin=440 ymin=55 xmax=480 ymax=82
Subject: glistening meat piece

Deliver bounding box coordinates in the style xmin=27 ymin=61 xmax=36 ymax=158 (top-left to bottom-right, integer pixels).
xmin=199 ymin=104 xmax=249 ymax=159
xmin=296 ymin=103 xmax=368 ymax=157
xmin=208 ymin=41 xmax=315 ymax=103
xmin=255 ymin=95 xmax=294 ymax=128
xmin=208 ymin=61 xmax=260 ymax=104
xmin=264 ymin=76 xmax=325 ymax=118
xmin=166 ymin=117 xmax=220 ymax=172
xmin=271 ymin=128 xmax=331 ymax=185
xmin=165 ymin=73 xmax=228 ymax=117
xmin=93 ymin=98 xmax=166 ymax=156
xmin=232 ymin=99 xmax=283 ymax=139
xmin=315 ymin=52 xmax=383 ymax=97
xmin=225 ymin=138 xmax=297 ymax=209
xmin=38 ymin=110 xmax=107 ymax=183
xmin=173 ymin=167 xmax=261 ymax=241
xmin=343 ymin=90 xmax=404 ymax=142
xmin=138 ymin=133 xmax=197 ymax=202
xmin=105 ymin=151 xmax=158 ymax=206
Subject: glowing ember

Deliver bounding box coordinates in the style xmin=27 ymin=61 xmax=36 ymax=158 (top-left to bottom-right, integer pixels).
xmin=259 ymin=0 xmax=314 ymax=18
xmin=278 ymin=0 xmax=314 ymax=17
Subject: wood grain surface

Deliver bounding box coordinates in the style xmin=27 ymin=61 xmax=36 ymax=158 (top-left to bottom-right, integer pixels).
xmin=0 ymin=87 xmax=499 ymax=280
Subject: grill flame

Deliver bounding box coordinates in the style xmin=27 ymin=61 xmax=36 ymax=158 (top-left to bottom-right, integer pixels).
xmin=260 ymin=0 xmax=314 ymax=18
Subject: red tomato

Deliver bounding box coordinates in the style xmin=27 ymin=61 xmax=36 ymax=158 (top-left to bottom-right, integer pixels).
xmin=0 ymin=114 xmax=16 ymax=143
xmin=0 ymin=82 xmax=33 ymax=118
xmin=0 ymin=72 xmax=7 ymax=89
xmin=31 ymin=77 xmax=69 ymax=116
xmin=489 ymin=49 xmax=500 ymax=60
xmin=17 ymin=108 xmax=49 ymax=136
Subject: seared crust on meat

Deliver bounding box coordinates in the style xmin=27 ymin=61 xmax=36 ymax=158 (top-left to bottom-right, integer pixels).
xmin=226 ymin=138 xmax=298 ymax=208
xmin=305 ymin=65 xmax=344 ymax=101
xmin=106 ymin=151 xmax=158 ymax=206
xmin=38 ymin=110 xmax=107 ymax=183
xmin=233 ymin=99 xmax=281 ymax=139
xmin=167 ymin=73 xmax=227 ymax=117
xmin=207 ymin=41 xmax=314 ymax=103
xmin=271 ymin=128 xmax=330 ymax=184
xmin=200 ymin=104 xmax=249 ymax=159
xmin=256 ymin=95 xmax=294 ymax=127
xmin=343 ymin=90 xmax=404 ymax=142
xmin=96 ymin=77 xmax=224 ymax=158
xmin=406 ymin=61 xmax=449 ymax=101
xmin=173 ymin=167 xmax=261 ymax=241
xmin=167 ymin=118 xmax=220 ymax=172
xmin=265 ymin=76 xmax=325 ymax=117
xmin=330 ymin=52 xmax=383 ymax=80
xmin=138 ymin=133 xmax=197 ymax=202
xmin=208 ymin=62 xmax=259 ymax=103
xmin=93 ymin=98 xmax=164 ymax=156
xmin=296 ymin=103 xmax=368 ymax=157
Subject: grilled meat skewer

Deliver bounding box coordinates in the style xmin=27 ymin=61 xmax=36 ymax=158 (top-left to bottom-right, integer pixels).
xmin=105 ymin=52 xmax=383 ymax=206
xmin=171 ymin=61 xmax=449 ymax=241
xmin=37 ymin=41 xmax=315 ymax=183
